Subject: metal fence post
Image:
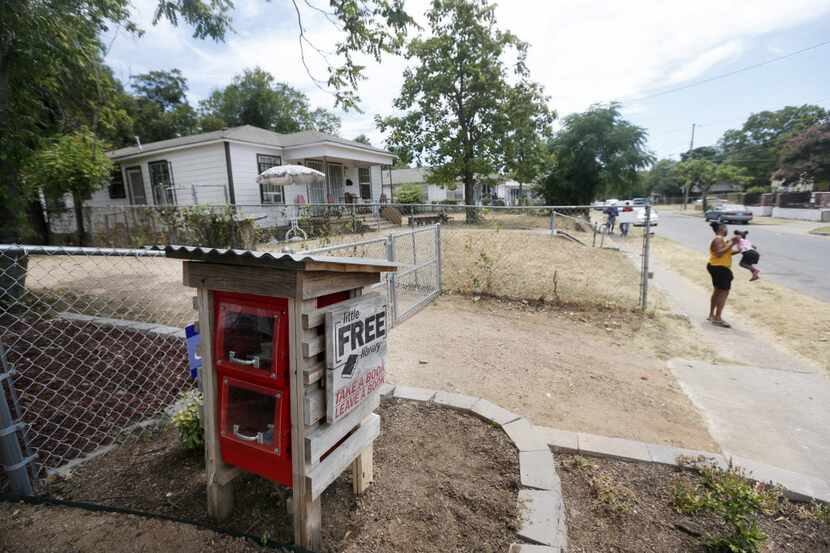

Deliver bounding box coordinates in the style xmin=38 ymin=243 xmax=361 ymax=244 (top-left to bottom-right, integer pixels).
xmin=549 ymin=210 xmax=557 ymax=236
xmin=640 ymin=205 xmax=652 ymax=311
xmin=385 ymin=235 xmax=398 ymax=325
xmin=434 ymin=224 xmax=443 ymax=293
xmin=0 ymin=345 xmax=35 ymax=496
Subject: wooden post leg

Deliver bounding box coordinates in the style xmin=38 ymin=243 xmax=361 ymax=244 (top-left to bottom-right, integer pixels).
xmin=293 ymin=484 xmax=322 ymax=552
xmin=207 ymin=480 xmax=234 ymax=520
xmin=352 ymin=445 xmax=374 ymax=495
xmin=197 ymin=287 xmax=237 ymax=521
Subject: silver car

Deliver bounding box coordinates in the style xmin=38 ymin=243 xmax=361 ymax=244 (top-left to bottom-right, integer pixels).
xmin=704 ymin=204 xmax=753 ymax=224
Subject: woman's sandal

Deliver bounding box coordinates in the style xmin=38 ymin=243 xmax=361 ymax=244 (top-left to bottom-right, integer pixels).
xmin=711 ymin=319 xmax=732 ymax=328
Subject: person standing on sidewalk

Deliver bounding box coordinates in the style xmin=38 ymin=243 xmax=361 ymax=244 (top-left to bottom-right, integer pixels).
xmin=707 ymin=221 xmax=740 ymax=327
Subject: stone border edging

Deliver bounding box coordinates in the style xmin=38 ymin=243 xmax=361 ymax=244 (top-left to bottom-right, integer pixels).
xmin=379 ymin=383 xmax=830 ymax=553
xmin=57 ymin=312 xmax=186 ymax=339
xmin=379 ymin=384 xmax=568 ymax=553
xmin=535 ymin=426 xmax=830 ymax=504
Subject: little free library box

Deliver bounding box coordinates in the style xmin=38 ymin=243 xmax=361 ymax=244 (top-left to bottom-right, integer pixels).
xmin=170 ymin=245 xmax=397 ymax=551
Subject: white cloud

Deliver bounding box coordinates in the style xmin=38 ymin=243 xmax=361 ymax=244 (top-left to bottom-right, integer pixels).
xmin=104 ymin=0 xmax=830 ymax=148
xmin=666 ymin=40 xmax=744 ymax=84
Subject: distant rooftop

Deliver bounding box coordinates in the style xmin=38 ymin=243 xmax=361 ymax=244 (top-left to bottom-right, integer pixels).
xmin=108 ymin=125 xmax=391 ymax=160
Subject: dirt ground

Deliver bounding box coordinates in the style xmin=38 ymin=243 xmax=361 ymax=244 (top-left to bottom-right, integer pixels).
xmin=557 ymin=452 xmax=830 ymax=553
xmin=0 ymin=504 xmax=276 ymax=553
xmin=0 ymin=317 xmax=190 ymax=469
xmin=388 ymin=294 xmax=718 ymax=450
xmin=23 ymin=400 xmax=519 ymax=553
xmin=651 ymin=236 xmax=830 ymax=372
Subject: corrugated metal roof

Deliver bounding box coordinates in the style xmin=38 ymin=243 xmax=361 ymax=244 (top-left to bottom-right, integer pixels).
xmin=165 ymin=245 xmax=397 ymax=272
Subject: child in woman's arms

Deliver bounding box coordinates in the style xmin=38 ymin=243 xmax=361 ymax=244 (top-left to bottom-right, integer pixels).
xmin=734 ymin=230 xmax=760 ymax=281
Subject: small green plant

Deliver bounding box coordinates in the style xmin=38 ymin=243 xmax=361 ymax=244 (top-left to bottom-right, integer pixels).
xmin=568 ymin=455 xmax=596 ymax=472
xmin=170 ymin=390 xmax=204 ymax=451
xmin=590 ymin=472 xmax=637 ymax=514
xmin=672 ymin=461 xmax=769 ymax=553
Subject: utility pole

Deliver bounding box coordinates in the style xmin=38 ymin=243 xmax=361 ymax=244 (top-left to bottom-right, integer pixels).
xmin=683 ymin=123 xmax=696 ymax=210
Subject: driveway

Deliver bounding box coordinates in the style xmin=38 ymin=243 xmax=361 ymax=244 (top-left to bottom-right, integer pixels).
xmin=655 ymin=212 xmax=830 ymax=303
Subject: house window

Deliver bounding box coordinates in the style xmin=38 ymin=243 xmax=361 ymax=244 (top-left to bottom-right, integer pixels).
xmin=257 ymin=154 xmax=283 ymax=204
xmin=109 ymin=166 xmax=126 ymax=199
xmin=304 ymin=159 xmax=324 ymax=173
xmin=148 ymin=161 xmax=175 ymax=205
xmin=358 ymin=167 xmax=371 ymax=200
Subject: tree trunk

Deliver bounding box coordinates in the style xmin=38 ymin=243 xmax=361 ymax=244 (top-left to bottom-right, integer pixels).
xmin=0 ymin=45 xmax=20 ymax=245
xmin=26 ymin=199 xmax=50 ymax=244
xmin=72 ymin=191 xmax=87 ymax=245
xmin=463 ymin=170 xmax=477 ymax=224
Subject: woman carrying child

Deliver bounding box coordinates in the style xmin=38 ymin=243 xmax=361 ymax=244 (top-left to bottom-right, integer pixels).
xmin=706 ymin=222 xmax=741 ymax=327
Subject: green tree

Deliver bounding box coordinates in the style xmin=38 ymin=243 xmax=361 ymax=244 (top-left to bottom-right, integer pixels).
xmin=24 ymin=129 xmax=114 ymax=244
xmin=353 ymin=134 xmax=372 ymax=145
xmin=676 ymin=159 xmax=751 ymax=212
xmin=200 ymin=67 xmax=341 ymax=134
xmin=377 ymin=0 xmax=552 ymax=222
xmin=719 ymin=104 xmax=829 ymax=187
xmin=125 ymin=69 xmax=199 ymax=144
xmin=131 ymin=69 xmax=189 ymax=110
xmin=680 ymin=146 xmax=722 ymax=163
xmin=773 ymin=121 xmax=830 ymax=189
xmin=539 ymin=103 xmax=653 ymax=205
xmin=643 ymin=159 xmax=682 ymax=198
xmin=501 ymin=82 xmax=555 ymax=200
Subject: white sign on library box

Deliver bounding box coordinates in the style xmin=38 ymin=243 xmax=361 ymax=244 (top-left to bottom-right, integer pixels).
xmin=324 ymin=294 xmax=388 ymax=424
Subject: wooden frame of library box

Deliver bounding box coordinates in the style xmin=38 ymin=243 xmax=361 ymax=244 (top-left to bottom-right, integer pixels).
xmin=170 ymin=245 xmax=397 ymax=551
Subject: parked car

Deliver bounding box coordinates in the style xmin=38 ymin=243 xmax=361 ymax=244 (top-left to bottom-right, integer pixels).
xmin=704 ymin=204 xmax=753 ymax=224
xmin=633 ymin=206 xmax=659 ymax=226
xmin=632 ymin=197 xmax=649 ymax=206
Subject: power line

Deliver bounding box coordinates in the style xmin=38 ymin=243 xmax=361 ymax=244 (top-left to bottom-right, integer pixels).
xmin=620 ymin=39 xmax=830 ymax=104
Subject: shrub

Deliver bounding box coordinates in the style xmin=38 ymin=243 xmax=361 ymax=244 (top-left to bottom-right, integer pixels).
xmin=170 ymin=390 xmax=204 ymax=451
xmin=394 ymin=184 xmax=424 ymax=204
xmin=673 ymin=460 xmax=770 ymax=553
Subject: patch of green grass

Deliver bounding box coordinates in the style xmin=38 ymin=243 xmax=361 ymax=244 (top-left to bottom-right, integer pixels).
xmin=672 ymin=459 xmax=775 ymax=553
xmin=811 ymin=225 xmax=830 ymax=235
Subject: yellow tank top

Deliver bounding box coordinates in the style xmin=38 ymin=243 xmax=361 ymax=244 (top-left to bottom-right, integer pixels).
xmin=709 ymin=238 xmax=732 ymax=268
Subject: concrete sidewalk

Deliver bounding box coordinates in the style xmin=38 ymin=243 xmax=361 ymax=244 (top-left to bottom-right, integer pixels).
xmin=625 ymin=242 xmax=830 ymax=480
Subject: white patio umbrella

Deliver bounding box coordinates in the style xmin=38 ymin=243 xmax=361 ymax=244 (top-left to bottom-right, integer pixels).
xmin=256 ymin=164 xmax=326 ymax=242
xmin=256 ymin=164 xmax=326 ymax=187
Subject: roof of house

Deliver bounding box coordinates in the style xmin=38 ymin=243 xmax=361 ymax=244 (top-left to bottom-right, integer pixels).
xmin=108 ymin=125 xmax=392 ymax=160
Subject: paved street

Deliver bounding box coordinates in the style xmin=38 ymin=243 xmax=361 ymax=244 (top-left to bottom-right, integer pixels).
xmin=654 ymin=212 xmax=830 ymax=303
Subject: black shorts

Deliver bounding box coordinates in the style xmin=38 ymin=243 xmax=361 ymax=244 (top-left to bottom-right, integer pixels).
xmin=741 ymin=250 xmax=760 ymax=265
xmin=707 ymin=264 xmax=733 ymax=290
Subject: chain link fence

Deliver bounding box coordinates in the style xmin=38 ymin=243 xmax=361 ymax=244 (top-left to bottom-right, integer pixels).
xmin=0 ymin=245 xmax=195 ymax=481
xmin=0 ymin=202 xmax=651 ymax=490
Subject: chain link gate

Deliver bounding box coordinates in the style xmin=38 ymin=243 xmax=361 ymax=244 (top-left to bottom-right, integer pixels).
xmin=300 ymin=224 xmax=442 ymax=327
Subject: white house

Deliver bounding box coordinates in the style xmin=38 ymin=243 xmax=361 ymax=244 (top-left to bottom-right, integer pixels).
xmin=386 ymin=167 xmax=529 ymax=205
xmin=76 ymin=125 xmax=396 ymax=228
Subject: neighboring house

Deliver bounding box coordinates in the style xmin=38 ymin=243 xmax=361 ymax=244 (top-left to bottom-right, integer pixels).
xmin=771 ymin=175 xmax=815 ymax=193
xmin=56 ymin=125 xmax=396 ymax=231
xmin=386 ymin=166 xmax=529 ymax=205
xmin=691 ymin=181 xmax=744 ymax=194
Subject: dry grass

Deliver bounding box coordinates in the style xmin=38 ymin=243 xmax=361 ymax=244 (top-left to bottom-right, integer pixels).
xmin=651 ymin=236 xmax=830 ymax=372
xmin=441 ymin=228 xmax=640 ymax=309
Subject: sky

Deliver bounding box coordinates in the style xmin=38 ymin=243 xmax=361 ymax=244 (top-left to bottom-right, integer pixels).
xmin=104 ymin=0 xmax=830 ymax=160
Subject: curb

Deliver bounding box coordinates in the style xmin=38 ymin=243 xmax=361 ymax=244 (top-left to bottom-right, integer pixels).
xmin=534 ymin=426 xmax=830 ymax=504
xmin=380 ymin=384 xmax=830 ymax=553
